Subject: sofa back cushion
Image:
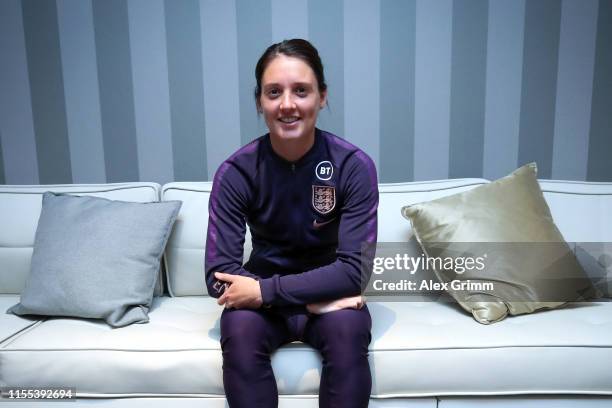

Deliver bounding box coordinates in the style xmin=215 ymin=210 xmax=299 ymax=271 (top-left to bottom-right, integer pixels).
xmin=161 ymin=179 xmax=612 ymax=298
xmin=540 ymin=180 xmax=612 ymax=242
xmin=540 ymin=180 xmax=612 ymax=297
xmin=0 ymin=183 xmax=161 ymax=295
xmin=162 ymin=179 xmax=488 ymax=297
xmin=377 ymin=179 xmax=489 ymax=242
xmin=161 ymin=183 xmax=231 ymax=296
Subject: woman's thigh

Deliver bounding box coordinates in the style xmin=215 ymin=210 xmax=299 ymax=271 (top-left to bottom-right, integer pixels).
xmin=302 ymin=305 xmax=372 ymax=352
xmin=220 ymin=307 xmax=291 ymax=354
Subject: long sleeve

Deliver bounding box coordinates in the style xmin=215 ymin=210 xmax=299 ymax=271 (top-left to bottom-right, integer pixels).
xmin=258 ymin=151 xmax=378 ymax=306
xmin=204 ymin=161 xmax=260 ymax=298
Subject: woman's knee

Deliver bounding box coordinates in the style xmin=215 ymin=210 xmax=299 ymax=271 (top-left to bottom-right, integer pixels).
xmin=220 ymin=308 xmax=289 ymax=360
xmin=220 ymin=309 xmax=270 ymax=348
xmin=219 ymin=309 xmax=286 ymax=384
xmin=309 ymin=307 xmax=372 ymax=356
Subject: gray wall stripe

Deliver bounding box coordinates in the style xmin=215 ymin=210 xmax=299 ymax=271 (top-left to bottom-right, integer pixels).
xmin=57 ymin=0 xmax=106 ymax=184
xmin=3 ymin=1 xmax=611 ymax=185
xmin=414 ymin=0 xmax=453 ymax=181
xmin=201 ymin=0 xmax=241 ymax=179
xmin=93 ymin=0 xmax=139 ymax=183
xmin=483 ymin=0 xmax=525 ymax=180
xmin=449 ymin=0 xmax=488 ymax=178
xmin=0 ymin=130 xmax=5 ymax=184
xmin=588 ymin=0 xmax=612 ymax=181
xmin=344 ymin=0 xmax=380 ymax=170
xmin=22 ymin=0 xmax=72 ymax=184
xmin=165 ymin=0 xmax=207 ymax=182
xmin=380 ymin=0 xmax=416 ymax=182
xmin=237 ymin=0 xmax=272 ymax=146
xmin=518 ymin=0 xmax=562 ymax=179
xmin=552 ymin=0 xmax=598 ymax=181
xmin=272 ymin=0 xmax=308 ymax=43
xmin=128 ymin=0 xmax=174 ymax=185
xmin=308 ymin=0 xmax=344 ymax=137
xmin=0 ymin=0 xmax=39 ymax=184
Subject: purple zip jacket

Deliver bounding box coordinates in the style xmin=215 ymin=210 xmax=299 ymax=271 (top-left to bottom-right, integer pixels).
xmin=205 ymin=129 xmax=378 ymax=306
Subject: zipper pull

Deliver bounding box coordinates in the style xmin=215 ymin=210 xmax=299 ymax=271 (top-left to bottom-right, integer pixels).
xmin=291 ymin=163 xmax=296 ymax=173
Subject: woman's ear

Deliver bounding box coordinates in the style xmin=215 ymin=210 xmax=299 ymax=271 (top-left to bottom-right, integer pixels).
xmin=320 ymin=90 xmax=328 ymax=109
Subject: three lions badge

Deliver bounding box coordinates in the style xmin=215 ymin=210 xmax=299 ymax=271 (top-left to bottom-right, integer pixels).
xmin=312 ymin=185 xmax=335 ymax=214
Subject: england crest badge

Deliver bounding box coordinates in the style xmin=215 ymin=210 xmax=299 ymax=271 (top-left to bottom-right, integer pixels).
xmin=312 ymin=185 xmax=336 ymax=214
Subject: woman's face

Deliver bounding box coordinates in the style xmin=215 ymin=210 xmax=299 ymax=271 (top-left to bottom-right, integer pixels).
xmin=259 ymin=55 xmax=327 ymax=143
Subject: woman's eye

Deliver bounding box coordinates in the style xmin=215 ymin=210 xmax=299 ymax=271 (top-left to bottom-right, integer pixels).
xmin=296 ymin=87 xmax=307 ymax=96
xmin=267 ymin=89 xmax=280 ymax=97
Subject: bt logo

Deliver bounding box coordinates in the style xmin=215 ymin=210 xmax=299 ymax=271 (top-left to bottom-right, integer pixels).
xmin=315 ymin=161 xmax=333 ymax=181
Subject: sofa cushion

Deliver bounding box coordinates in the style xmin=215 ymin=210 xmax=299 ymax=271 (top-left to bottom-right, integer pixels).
xmin=402 ymin=164 xmax=599 ymax=324
xmin=7 ymin=193 xmax=181 ymax=327
xmin=0 ymin=396 xmax=436 ymax=408
xmin=437 ymin=396 xmax=612 ymax=408
xmin=0 ymin=295 xmax=41 ymax=347
xmin=2 ymin=296 xmax=611 ymax=398
xmin=162 ymin=182 xmax=255 ymax=296
xmin=0 ymin=183 xmax=164 ymax=296
xmin=376 ymin=179 xmax=489 ymax=241
xmin=161 ymin=179 xmax=612 ymax=299
xmin=540 ymin=180 xmax=612 ymax=298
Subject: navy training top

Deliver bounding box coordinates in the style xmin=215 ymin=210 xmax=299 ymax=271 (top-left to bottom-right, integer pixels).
xmin=204 ymin=128 xmax=378 ymax=306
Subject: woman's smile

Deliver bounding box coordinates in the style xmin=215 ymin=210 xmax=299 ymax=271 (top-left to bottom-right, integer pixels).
xmin=278 ymin=116 xmax=300 ymax=126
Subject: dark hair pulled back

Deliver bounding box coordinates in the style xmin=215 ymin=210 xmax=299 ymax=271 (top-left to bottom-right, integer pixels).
xmin=254 ymin=39 xmax=327 ymax=106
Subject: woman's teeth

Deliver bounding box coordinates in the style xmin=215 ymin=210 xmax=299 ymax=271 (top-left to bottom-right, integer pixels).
xmin=279 ymin=117 xmax=299 ymax=123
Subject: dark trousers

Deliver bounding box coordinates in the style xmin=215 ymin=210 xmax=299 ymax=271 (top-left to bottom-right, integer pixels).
xmin=220 ymin=305 xmax=372 ymax=408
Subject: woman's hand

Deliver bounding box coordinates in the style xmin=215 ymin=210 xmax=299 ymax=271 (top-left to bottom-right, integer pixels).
xmin=306 ymin=295 xmax=365 ymax=314
xmin=215 ymin=272 xmax=263 ymax=309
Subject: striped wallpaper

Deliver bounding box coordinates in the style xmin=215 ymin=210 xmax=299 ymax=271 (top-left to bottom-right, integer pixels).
xmin=0 ymin=0 xmax=610 ymax=185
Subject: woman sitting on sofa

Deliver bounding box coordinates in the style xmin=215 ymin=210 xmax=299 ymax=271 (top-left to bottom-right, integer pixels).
xmin=204 ymin=38 xmax=378 ymax=408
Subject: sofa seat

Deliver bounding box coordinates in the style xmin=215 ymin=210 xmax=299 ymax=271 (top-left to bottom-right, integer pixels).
xmin=2 ymin=295 xmax=612 ymax=399
xmin=0 ymin=295 xmax=41 ymax=345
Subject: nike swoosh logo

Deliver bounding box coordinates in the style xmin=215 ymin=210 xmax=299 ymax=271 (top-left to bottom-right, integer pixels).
xmin=313 ymin=218 xmax=337 ymax=229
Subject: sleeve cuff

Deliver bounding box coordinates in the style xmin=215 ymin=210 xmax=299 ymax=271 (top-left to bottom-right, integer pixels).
xmin=258 ymin=277 xmax=276 ymax=306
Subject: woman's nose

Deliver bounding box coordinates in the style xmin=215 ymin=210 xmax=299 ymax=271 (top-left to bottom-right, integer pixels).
xmin=280 ymin=92 xmax=296 ymax=110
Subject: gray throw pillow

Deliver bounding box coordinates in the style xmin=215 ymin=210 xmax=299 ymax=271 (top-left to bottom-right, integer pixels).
xmin=7 ymin=192 xmax=181 ymax=327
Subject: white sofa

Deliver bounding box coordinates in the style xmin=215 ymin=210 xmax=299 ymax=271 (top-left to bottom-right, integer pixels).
xmin=1 ymin=178 xmax=611 ymax=407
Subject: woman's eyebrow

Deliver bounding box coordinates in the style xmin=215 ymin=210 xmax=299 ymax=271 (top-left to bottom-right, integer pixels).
xmin=263 ymin=82 xmax=313 ymax=89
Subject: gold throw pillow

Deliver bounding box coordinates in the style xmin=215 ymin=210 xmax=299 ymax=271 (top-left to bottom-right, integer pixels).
xmin=401 ymin=163 xmax=600 ymax=324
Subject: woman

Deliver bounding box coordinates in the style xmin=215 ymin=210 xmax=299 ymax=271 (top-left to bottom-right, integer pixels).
xmin=205 ymin=39 xmax=378 ymax=408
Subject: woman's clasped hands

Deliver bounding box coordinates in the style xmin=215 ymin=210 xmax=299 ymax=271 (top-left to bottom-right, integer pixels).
xmin=215 ymin=271 xmax=365 ymax=314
